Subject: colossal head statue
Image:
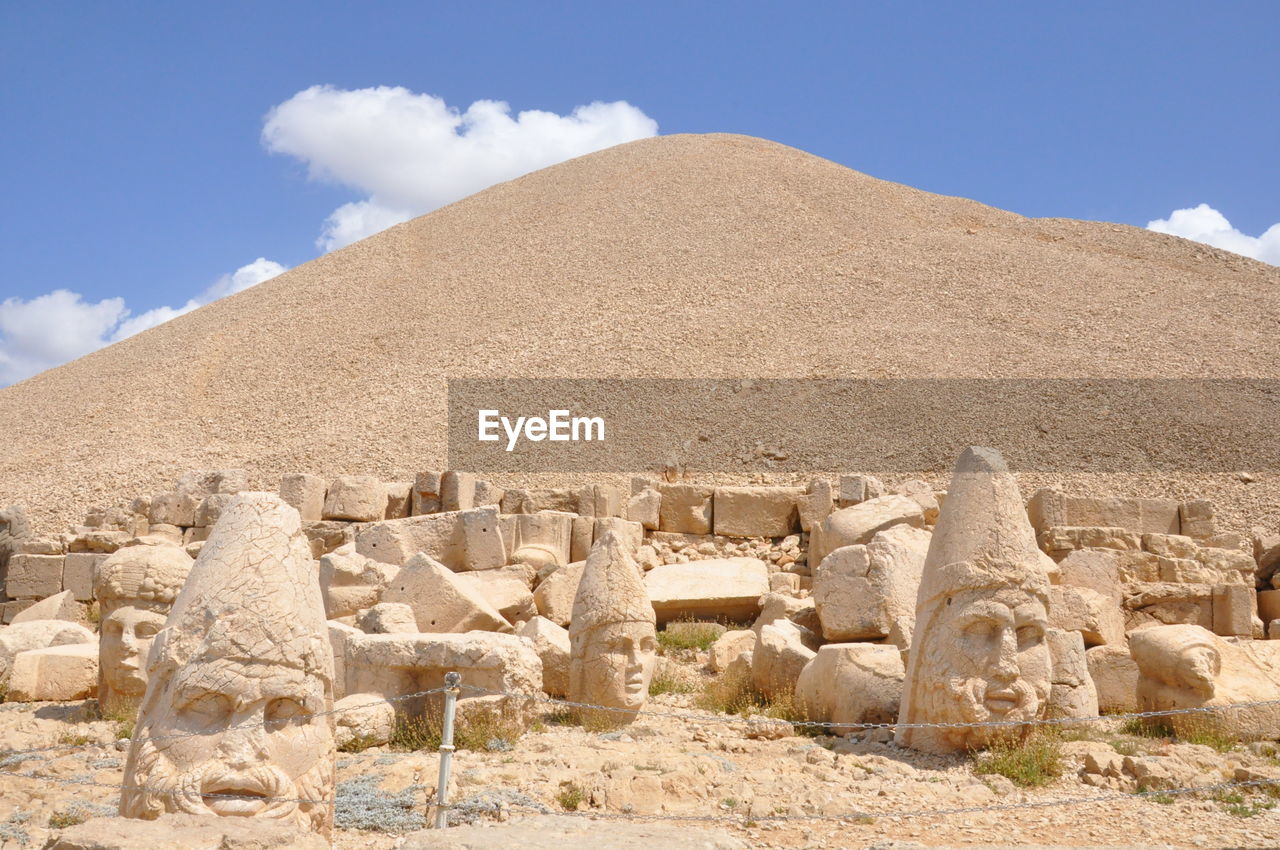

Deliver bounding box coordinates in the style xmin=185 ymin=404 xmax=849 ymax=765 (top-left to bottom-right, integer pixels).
xmin=95 ymin=542 xmax=195 ymax=715
xmin=567 ymin=530 xmax=657 ymax=726
xmin=120 ymin=493 xmax=335 ymax=835
xmin=897 ymin=447 xmax=1053 ymax=753
xmin=1130 ymin=624 xmax=1280 ymax=741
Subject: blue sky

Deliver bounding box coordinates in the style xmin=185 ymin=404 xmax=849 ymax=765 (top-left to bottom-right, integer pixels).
xmin=1 ymin=2 xmax=1277 ymax=384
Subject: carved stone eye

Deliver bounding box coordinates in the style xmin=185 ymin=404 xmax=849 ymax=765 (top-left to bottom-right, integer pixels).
xmin=265 ymin=697 xmax=306 ymax=729
xmin=181 ymin=693 xmax=231 ymax=727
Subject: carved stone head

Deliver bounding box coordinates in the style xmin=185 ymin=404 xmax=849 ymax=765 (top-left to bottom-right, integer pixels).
xmin=95 ymin=543 xmax=194 ymax=715
xmin=897 ymin=447 xmax=1053 ymax=753
xmin=567 ymin=530 xmax=657 ymax=725
xmin=120 ymin=493 xmax=335 ymax=835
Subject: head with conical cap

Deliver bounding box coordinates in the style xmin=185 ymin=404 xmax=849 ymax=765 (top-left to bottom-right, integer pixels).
xmin=897 ymin=447 xmax=1052 ymax=753
xmin=120 ymin=493 xmax=335 ymax=835
xmin=567 ymin=530 xmax=657 ymax=722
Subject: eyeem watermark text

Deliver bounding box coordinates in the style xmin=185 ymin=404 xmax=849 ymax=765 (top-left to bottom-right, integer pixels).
xmin=477 ymin=409 xmax=605 ymax=451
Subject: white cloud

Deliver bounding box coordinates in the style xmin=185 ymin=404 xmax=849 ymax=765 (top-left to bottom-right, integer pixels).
xmin=261 ymin=86 xmax=658 ymax=251
xmin=0 ymin=258 xmax=286 ymax=386
xmin=1147 ymin=204 xmax=1280 ymax=265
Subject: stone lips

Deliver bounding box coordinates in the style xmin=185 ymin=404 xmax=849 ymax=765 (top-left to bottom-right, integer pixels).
xmin=2 ymin=133 xmax=1279 ymax=534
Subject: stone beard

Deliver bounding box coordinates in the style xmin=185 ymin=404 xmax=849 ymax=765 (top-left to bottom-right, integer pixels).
xmin=911 ymin=584 xmax=1051 ymax=750
xmin=121 ymin=656 xmax=334 ymax=834
xmin=569 ymin=620 xmax=657 ymax=719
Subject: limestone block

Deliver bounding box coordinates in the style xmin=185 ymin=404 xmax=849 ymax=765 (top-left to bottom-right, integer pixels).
xmin=751 ymin=620 xmax=818 ymax=698
xmin=507 ymin=511 xmax=574 ymax=570
xmin=412 ymin=471 xmax=443 ymax=515
xmin=708 ymin=629 xmax=756 ymax=673
xmin=1057 ymin=549 xmax=1122 ymax=601
xmin=892 ymin=479 xmax=940 ymax=524
xmin=355 ymin=507 xmax=505 ymax=571
xmin=1046 ymin=628 xmax=1099 ymax=719
xmin=837 ymin=474 xmax=882 ymax=507
xmin=1259 ymin=589 xmax=1280 ymax=623
xmin=712 ymin=487 xmax=802 ymax=538
xmin=333 ymin=693 xmax=396 ymax=749
xmin=1270 ymin=619 xmax=1280 ymax=640
xmin=302 ymin=519 xmax=354 ymax=559
xmin=517 ymin=615 xmax=571 ymax=696
xmin=458 ymin=565 xmax=537 ymax=625
xmin=460 ymin=505 xmax=506 ymax=570
xmin=384 ymin=482 xmax=413 ymax=519
xmin=47 ymin=814 xmax=327 ymax=850
xmin=145 ymin=523 xmax=185 ymax=547
xmin=5 ymin=553 xmax=63 ymax=598
xmin=1124 ymin=583 xmax=1213 ymax=631
xmin=328 ymin=620 xmax=361 ymax=700
xmin=769 ymin=572 xmax=800 ymax=594
xmin=1048 ymin=585 xmax=1126 ymax=647
xmin=576 ymin=484 xmax=624 ymax=518
xmin=810 ymin=495 xmax=924 ymax=570
xmin=382 ymin=552 xmax=512 ymax=633
xmin=570 ymin=516 xmax=594 ymax=563
xmin=344 ymin=631 xmax=542 ymax=724
xmin=753 ymin=592 xmax=821 ymax=635
xmin=501 ymin=487 xmax=577 ymax=514
xmin=356 ymin=602 xmax=419 ymax=634
xmin=68 ymin=530 xmax=130 ymax=554
xmin=796 ymin=479 xmax=834 ymax=533
xmin=280 ymin=473 xmax=327 ymax=521
xmin=15 ymin=536 xmax=64 ymax=555
xmin=533 ymin=561 xmax=585 ymax=627
xmin=593 ymin=517 xmax=643 ymax=554
xmin=441 ymin=471 xmax=476 ymax=512
xmin=627 ymin=488 xmax=661 ymax=531
xmin=1142 ymin=533 xmax=1200 ymax=559
xmin=175 ymin=469 xmax=248 ymax=500
xmin=474 ymin=479 xmax=505 ymax=507
xmin=1212 ymin=583 xmax=1257 ymax=637
xmin=323 ymin=474 xmax=388 ymax=522
xmin=813 ymin=525 xmax=930 ymax=648
xmin=148 ymin=491 xmax=199 ymax=527
xmin=1195 ymin=546 xmax=1257 ymax=583
xmin=6 ymin=643 xmax=98 ymax=701
xmin=193 ymin=493 xmax=236 ymax=528
xmin=1026 ymin=489 xmax=1180 ymax=536
xmin=796 ymin=643 xmax=904 ymax=731
xmin=1039 ymin=526 xmax=1142 ymax=557
xmin=644 ymin=558 xmax=769 ymax=624
xmin=11 ymin=589 xmax=83 ymax=625
xmin=1253 ymin=527 xmax=1280 ymax=587
xmin=1 ymin=600 xmax=33 ymax=623
xmin=0 ymin=619 xmax=95 ymax=680
xmin=1086 ymin=644 xmax=1140 ymax=714
xmin=395 ymin=815 xmax=748 ymax=850
xmin=1179 ymin=499 xmax=1216 ymax=539
xmin=61 ymin=552 xmax=104 ymax=602
xmin=657 ymin=483 xmax=713 ymax=534
xmin=318 ymin=544 xmax=398 ymax=619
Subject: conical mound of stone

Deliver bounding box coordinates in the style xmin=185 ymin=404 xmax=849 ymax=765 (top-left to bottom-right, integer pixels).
xmin=897 ymin=446 xmax=1053 ymax=754
xmin=120 ymin=492 xmax=335 ymax=835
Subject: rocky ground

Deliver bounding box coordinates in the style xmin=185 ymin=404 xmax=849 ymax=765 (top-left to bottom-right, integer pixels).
xmin=2 ymin=650 xmax=1280 ymax=850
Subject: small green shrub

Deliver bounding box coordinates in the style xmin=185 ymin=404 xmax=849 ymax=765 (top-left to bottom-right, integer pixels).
xmin=657 ymin=621 xmax=724 ymax=653
xmin=972 ymin=730 xmax=1064 ymax=788
xmin=556 ymin=781 xmax=585 ymax=811
xmin=648 ymin=668 xmax=696 ymax=696
xmin=1213 ymin=788 xmax=1276 ymax=818
xmin=47 ymin=809 xmax=88 ymax=830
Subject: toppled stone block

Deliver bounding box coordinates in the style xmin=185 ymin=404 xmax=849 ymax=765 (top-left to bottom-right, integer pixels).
xmin=627 ymin=488 xmax=661 ymax=531
xmin=280 ymin=473 xmax=327 ymax=521
xmin=644 ymin=558 xmax=769 ymax=624
xmin=533 ymin=561 xmax=584 ymax=627
xmin=576 ymin=484 xmax=624 ymax=518
xmin=11 ymin=589 xmax=83 ymax=625
xmin=837 ymin=474 xmax=882 ymax=507
xmin=796 ymin=479 xmax=834 ymax=532
xmin=1142 ymin=533 xmax=1200 ymax=559
xmin=500 ymin=487 xmax=579 ymax=515
xmin=381 ymin=552 xmax=511 ymax=633
xmin=1087 ymin=644 xmax=1140 ymax=714
xmin=356 ymin=602 xmax=419 ymax=634
xmin=809 ymin=494 xmax=924 ymax=569
xmin=0 ymin=619 xmax=95 ymax=680
xmin=892 ymin=479 xmax=940 ymax=524
xmin=67 ymin=529 xmax=130 ymax=554
xmin=570 ymin=516 xmax=593 ymax=563
xmin=176 ymin=469 xmax=248 ymax=500
xmin=61 ymin=552 xmax=104 ymax=602
xmin=333 ymin=693 xmax=396 ymax=749
xmin=412 ymin=471 xmax=443 ymax=515
xmin=1039 ymin=526 xmax=1142 ymax=557
xmin=751 ymin=620 xmax=818 ymax=698
xmin=1026 ymin=489 xmax=1180 ymax=536
xmin=813 ymin=525 xmax=930 ymax=648
xmin=148 ymin=491 xmax=199 ymax=527
xmin=712 ymin=486 xmax=802 ymax=538
xmin=323 ymin=475 xmax=388 ymax=522
xmin=1253 ymin=527 xmax=1280 ymax=588
xmin=15 ymin=536 xmax=64 ymax=555
xmin=593 ymin=517 xmax=643 ymax=554
xmin=1259 ymin=589 xmax=1280 ymax=624
xmin=1049 ymin=585 xmax=1126 ymax=647
xmin=1124 ymin=582 xmax=1214 ymax=631
xmin=504 ymin=512 xmax=573 ymax=570
xmin=1212 ymin=583 xmax=1258 ymax=637
xmin=1179 ymin=499 xmax=1216 ymax=539
xmin=457 ymin=565 xmax=537 ymax=625
xmin=769 ymin=572 xmax=800 ymax=594
xmin=1057 ymin=549 xmax=1122 ymax=601
xmin=355 ymin=506 xmax=505 ymax=571
xmin=302 ymin=520 xmax=354 ymax=559
xmin=5 ymin=553 xmax=63 ymax=598
xmin=6 ymin=642 xmax=98 ymax=701
xmin=193 ymin=492 xmax=236 ymax=528
xmin=318 ymin=544 xmax=398 ymax=619
xmin=474 ymin=479 xmax=505 ymax=508
xmin=517 ymin=615 xmax=571 ymax=696
xmin=441 ymin=471 xmax=476 ymax=512
xmin=385 ymin=482 xmax=413 ymax=519
xmin=708 ymin=629 xmax=756 ymax=673
xmin=796 ymin=643 xmax=904 ymax=731
xmin=657 ymin=484 xmax=713 ymax=534
xmin=754 ymin=591 xmax=821 ymax=635
xmin=1046 ymin=628 xmax=1099 ymax=719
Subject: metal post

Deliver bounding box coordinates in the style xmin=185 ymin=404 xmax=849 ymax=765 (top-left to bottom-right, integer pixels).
xmin=434 ymin=671 xmax=461 ymax=829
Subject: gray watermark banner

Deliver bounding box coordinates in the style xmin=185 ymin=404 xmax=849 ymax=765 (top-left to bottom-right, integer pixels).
xmin=446 ymin=378 xmax=1280 ymax=473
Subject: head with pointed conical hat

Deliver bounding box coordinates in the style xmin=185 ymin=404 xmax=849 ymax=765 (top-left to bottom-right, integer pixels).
xmin=567 ymin=530 xmax=657 ymax=721
xmin=897 ymin=447 xmax=1053 ymax=754
xmin=120 ymin=493 xmax=335 ymax=835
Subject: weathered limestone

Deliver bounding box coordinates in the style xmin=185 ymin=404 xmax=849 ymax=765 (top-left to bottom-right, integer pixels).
xmin=5 ymin=553 xmax=64 ymax=599
xmin=354 ymin=506 xmax=505 ymax=571
xmin=94 ymin=542 xmax=195 ymax=715
xmin=712 ymin=486 xmax=802 ymax=538
xmin=440 ymin=471 xmax=476 ymax=512
xmin=1259 ymin=589 xmax=1280 ymax=624
xmin=577 ymin=484 xmax=625 ymax=518
xmin=1130 ymin=624 xmax=1280 ymax=740
xmin=317 ymin=544 xmax=398 ymax=620
xmin=1086 ymin=644 xmax=1140 ymax=714
xmin=505 ymin=511 xmax=574 ymax=571
xmin=754 ymin=591 xmax=822 ymax=636
xmin=355 ymin=602 xmax=419 ymax=634
xmin=812 ymin=524 xmax=930 ymax=648
xmin=332 ymin=693 xmax=396 ymax=749
xmin=796 ymin=643 xmax=904 ymax=732
xmin=62 ymin=552 xmax=104 ymax=601
xmin=193 ymin=493 xmax=236 ymax=528
xmin=709 ymin=629 xmax=756 ymax=673
xmin=593 ymin=517 xmax=644 ymax=555
xmin=1045 ymin=628 xmax=1099 ymax=719
xmin=1026 ymin=488 xmax=1181 ymax=536
xmin=1048 ymin=585 xmax=1127 ymax=647
xmin=517 ymin=615 xmax=571 ymax=697
xmin=500 ymin=488 xmax=579 ymax=515
xmin=809 ymin=495 xmax=924 ymax=570
xmin=11 ymin=589 xmax=82 ymax=625
xmin=1056 ymin=549 xmax=1123 ymax=602
xmin=1179 ymin=499 xmax=1216 ymax=539
xmin=176 ymin=469 xmax=248 ymax=502
xmin=411 ymin=472 xmax=443 ymax=515
xmin=533 ymin=561 xmax=585 ymax=627
xmin=627 ymin=488 xmax=661 ymax=531
xmin=0 ymin=619 xmax=95 ymax=681
xmin=148 ymin=492 xmax=199 ymax=528
xmin=897 ymin=447 xmax=1054 ymax=754
xmin=837 ymin=475 xmax=883 ymax=507
xmin=1211 ymin=583 xmax=1259 ymax=637
xmin=644 ymin=558 xmax=769 ymax=624
xmin=568 ymin=531 xmax=657 ymax=725
xmin=280 ymin=473 xmax=326 ymax=522
xmin=6 ymin=643 xmax=98 ymax=701
xmin=796 ymin=479 xmax=834 ymax=532
xmin=657 ymin=484 xmax=714 ymax=535
xmin=302 ymin=520 xmax=354 ymax=559
xmin=381 ymin=552 xmax=512 ymax=633
xmin=751 ymin=619 xmax=818 ymax=699
xmin=384 ymin=482 xmax=412 ymax=520
xmin=121 ymin=493 xmax=335 ymax=835
xmin=48 ymin=813 xmax=329 ymax=850
xmin=323 ymin=475 xmax=388 ymax=522
xmin=1124 ymin=583 xmax=1214 ymax=631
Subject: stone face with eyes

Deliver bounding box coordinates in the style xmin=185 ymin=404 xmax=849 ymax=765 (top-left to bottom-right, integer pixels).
xmin=573 ymin=621 xmax=658 ymax=713
xmin=100 ymin=607 xmax=167 ymax=703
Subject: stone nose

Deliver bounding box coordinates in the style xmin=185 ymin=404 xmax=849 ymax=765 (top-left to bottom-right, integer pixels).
xmin=218 ymin=714 xmax=271 ymax=768
xmin=992 ymin=627 xmax=1020 ymax=682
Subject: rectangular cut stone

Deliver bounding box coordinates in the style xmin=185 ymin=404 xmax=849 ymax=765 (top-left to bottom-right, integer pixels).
xmin=576 ymin=484 xmax=625 ymax=518
xmin=796 ymin=479 xmax=834 ymax=533
xmin=411 ymin=471 xmax=442 ymax=515
xmin=626 ymin=488 xmax=661 ymax=531
xmin=355 ymin=506 xmax=505 ymax=571
xmin=1038 ymin=526 xmax=1142 ymax=556
xmin=441 ymin=471 xmax=476 ymax=512
xmin=62 ymin=552 xmax=104 ymax=601
xmin=149 ymin=491 xmax=198 ymax=527
xmin=6 ymin=643 xmax=98 ymax=701
xmin=570 ymin=516 xmax=594 ymax=563
xmin=473 ymin=480 xmax=504 ymax=507
xmin=1123 ymin=582 xmax=1214 ymax=631
xmin=1142 ymin=533 xmax=1200 ymax=559
xmin=713 ymin=486 xmax=803 ymax=538
xmin=5 ymin=554 xmax=64 ymax=598
xmin=644 ymin=558 xmax=770 ymax=624
xmin=657 ymin=484 xmax=713 ymax=534
xmin=1259 ymin=589 xmax=1280 ymax=624
xmin=837 ymin=474 xmax=882 ymax=507
xmin=1212 ymin=584 xmax=1256 ymax=637
xmin=499 ymin=487 xmax=579 ymax=515
xmin=323 ymin=475 xmax=388 ymax=522
xmin=279 ymin=473 xmax=326 ymax=521
xmin=15 ymin=537 xmax=63 ymax=555
xmin=176 ymin=469 xmax=248 ymax=499
xmin=1179 ymin=500 xmax=1216 ymax=539
xmin=301 ymin=520 xmax=354 ymax=559
xmin=592 ymin=518 xmax=643 ymax=554
xmin=1 ymin=600 xmax=34 ymax=623
xmin=384 ymin=482 xmax=412 ymax=519
xmin=1026 ymin=489 xmax=1181 ymax=535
